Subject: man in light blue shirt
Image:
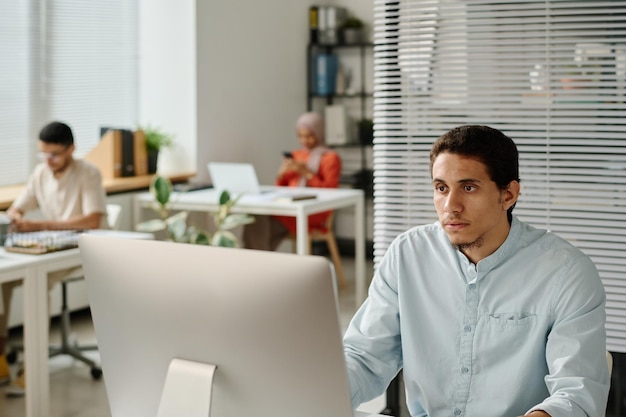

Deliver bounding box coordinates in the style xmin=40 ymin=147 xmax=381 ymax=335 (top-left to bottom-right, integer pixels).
xmin=343 ymin=125 xmax=609 ymax=417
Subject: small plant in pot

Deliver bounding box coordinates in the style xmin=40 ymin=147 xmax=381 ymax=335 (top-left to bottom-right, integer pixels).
xmin=136 ymin=175 xmax=255 ymax=247
xmin=139 ymin=124 xmax=175 ymax=174
xmin=357 ymin=118 xmax=374 ymax=145
xmin=341 ymin=17 xmax=364 ymax=45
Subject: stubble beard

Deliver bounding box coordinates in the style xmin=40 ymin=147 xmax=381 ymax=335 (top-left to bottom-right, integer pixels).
xmin=51 ymin=158 xmax=72 ymax=176
xmin=454 ymin=234 xmax=484 ymax=253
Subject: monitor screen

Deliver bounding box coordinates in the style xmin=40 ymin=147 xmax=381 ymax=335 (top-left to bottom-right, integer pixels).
xmin=79 ymin=235 xmax=355 ymax=417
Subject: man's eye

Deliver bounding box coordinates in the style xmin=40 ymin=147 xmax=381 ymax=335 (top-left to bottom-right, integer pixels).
xmin=464 ymin=185 xmax=475 ymax=191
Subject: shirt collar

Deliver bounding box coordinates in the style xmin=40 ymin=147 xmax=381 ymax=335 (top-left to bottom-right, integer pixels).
xmin=473 ymin=216 xmax=522 ymax=274
xmin=46 ymin=158 xmax=76 ymax=181
xmin=451 ymin=216 xmax=523 ymax=279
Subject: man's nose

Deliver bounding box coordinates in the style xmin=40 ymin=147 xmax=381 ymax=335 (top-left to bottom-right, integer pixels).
xmin=444 ymin=189 xmax=463 ymax=213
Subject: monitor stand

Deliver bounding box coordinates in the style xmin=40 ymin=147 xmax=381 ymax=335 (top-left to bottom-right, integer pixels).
xmin=157 ymin=358 xmax=217 ymax=417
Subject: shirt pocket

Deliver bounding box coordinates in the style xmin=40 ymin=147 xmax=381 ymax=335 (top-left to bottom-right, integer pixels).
xmin=487 ymin=312 xmax=536 ymax=331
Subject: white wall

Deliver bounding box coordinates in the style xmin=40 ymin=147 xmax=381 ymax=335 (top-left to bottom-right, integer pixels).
xmin=195 ymin=1 xmax=312 ymax=184
xmin=138 ymin=1 xmax=313 ymax=184
xmin=138 ymin=0 xmax=197 ymax=177
xmin=138 ymin=1 xmax=373 ymax=185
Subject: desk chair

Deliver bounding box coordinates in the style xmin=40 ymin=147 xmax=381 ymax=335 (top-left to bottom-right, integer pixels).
xmin=52 ymin=204 xmax=122 ymax=378
xmin=8 ymin=204 xmax=122 ymax=379
xmin=286 ymin=212 xmax=347 ymax=289
xmin=605 ymin=350 xmax=608 ymax=416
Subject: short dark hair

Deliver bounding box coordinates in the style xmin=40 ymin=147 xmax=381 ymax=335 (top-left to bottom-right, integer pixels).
xmin=39 ymin=121 xmax=74 ymax=146
xmin=430 ymin=125 xmax=520 ymax=216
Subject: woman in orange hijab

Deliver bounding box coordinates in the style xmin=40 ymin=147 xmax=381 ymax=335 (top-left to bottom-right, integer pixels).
xmin=243 ymin=112 xmax=341 ymax=250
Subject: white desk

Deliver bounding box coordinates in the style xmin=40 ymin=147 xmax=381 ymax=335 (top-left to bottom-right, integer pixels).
xmin=134 ymin=186 xmax=368 ymax=306
xmin=0 ymin=247 xmax=82 ymax=417
xmin=0 ymin=230 xmax=153 ymax=417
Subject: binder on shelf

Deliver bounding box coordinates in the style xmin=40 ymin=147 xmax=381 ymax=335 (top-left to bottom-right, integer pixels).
xmin=121 ymin=129 xmax=135 ymax=177
xmin=318 ymin=6 xmax=346 ymax=45
xmin=84 ymin=129 xmax=123 ymax=179
xmin=315 ymin=53 xmax=338 ymax=95
xmin=325 ymin=104 xmax=351 ymax=145
xmin=133 ymin=130 xmax=148 ymax=176
xmin=309 ymin=6 xmax=319 ymax=44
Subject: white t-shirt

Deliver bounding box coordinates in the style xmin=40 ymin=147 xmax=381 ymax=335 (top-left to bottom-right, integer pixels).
xmin=11 ymin=159 xmax=108 ymax=229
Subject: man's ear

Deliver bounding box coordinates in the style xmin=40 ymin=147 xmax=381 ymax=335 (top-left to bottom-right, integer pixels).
xmin=503 ymin=180 xmax=520 ymax=211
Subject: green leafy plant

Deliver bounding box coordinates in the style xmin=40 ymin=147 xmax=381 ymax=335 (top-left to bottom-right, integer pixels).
xmin=140 ymin=124 xmax=175 ymax=152
xmin=136 ymin=176 xmax=255 ymax=247
xmin=342 ymin=17 xmax=364 ymax=29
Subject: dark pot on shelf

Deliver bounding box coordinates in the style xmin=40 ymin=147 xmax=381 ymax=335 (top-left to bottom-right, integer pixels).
xmin=147 ymin=149 xmax=159 ymax=174
xmin=358 ymin=121 xmax=374 ymax=145
xmin=342 ymin=28 xmax=362 ymax=45
xmin=354 ymin=169 xmax=374 ymax=199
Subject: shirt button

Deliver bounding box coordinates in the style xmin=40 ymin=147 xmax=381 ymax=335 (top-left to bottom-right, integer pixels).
xmin=461 ymin=366 xmax=469 ymax=374
xmin=468 ymin=283 xmax=476 ymax=290
xmin=454 ymin=408 xmax=462 ymax=416
xmin=464 ymin=325 xmax=471 ymax=332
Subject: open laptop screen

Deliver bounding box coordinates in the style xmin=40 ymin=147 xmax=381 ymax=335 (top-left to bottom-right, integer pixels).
xmin=207 ymin=162 xmax=262 ymax=194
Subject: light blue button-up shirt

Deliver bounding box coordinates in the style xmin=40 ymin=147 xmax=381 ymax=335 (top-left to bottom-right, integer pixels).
xmin=344 ymin=217 xmax=609 ymax=417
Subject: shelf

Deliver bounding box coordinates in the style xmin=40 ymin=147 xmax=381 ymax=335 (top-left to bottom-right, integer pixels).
xmin=309 ymin=42 xmax=374 ymax=49
xmin=306 ymin=36 xmax=373 ymax=198
xmin=340 ymin=169 xmax=374 ymax=199
xmin=0 ymin=172 xmax=196 ymax=210
xmin=329 ymin=143 xmax=372 ymax=149
xmin=309 ymin=92 xmax=373 ymax=99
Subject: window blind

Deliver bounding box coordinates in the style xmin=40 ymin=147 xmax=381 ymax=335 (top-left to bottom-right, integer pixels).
xmin=0 ymin=0 xmax=138 ymax=187
xmin=372 ymin=0 xmax=626 ymax=352
xmin=0 ymin=0 xmax=33 ymax=185
xmin=47 ymin=0 xmax=138 ymax=158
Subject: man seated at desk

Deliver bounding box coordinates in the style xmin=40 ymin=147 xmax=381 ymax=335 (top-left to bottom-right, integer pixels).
xmin=0 ymin=121 xmax=107 ymax=396
xmin=343 ymin=125 xmax=609 ymax=417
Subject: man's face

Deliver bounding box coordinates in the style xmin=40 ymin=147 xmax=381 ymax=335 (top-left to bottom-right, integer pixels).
xmin=432 ymin=152 xmax=518 ymax=263
xmin=38 ymin=141 xmax=74 ymax=174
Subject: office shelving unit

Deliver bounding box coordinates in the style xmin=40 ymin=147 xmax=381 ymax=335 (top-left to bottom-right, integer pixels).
xmin=306 ymin=42 xmax=374 ymax=199
xmin=306 ymin=41 xmax=374 ymax=259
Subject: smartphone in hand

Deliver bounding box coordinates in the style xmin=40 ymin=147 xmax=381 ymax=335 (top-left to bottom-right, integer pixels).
xmin=282 ymin=151 xmax=293 ymax=159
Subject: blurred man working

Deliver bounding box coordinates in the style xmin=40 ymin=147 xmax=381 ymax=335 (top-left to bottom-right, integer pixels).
xmin=0 ymin=121 xmax=107 ymax=396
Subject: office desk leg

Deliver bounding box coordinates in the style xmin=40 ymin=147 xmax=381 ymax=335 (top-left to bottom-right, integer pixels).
xmin=354 ymin=197 xmax=365 ymax=308
xmin=23 ymin=267 xmax=50 ymax=417
xmin=296 ymin=209 xmax=308 ymax=255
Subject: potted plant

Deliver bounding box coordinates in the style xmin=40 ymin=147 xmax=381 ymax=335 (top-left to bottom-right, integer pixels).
xmin=341 ymin=17 xmax=364 ymax=45
xmin=357 ymin=118 xmax=374 ymax=145
xmin=139 ymin=124 xmax=175 ymax=174
xmin=136 ymin=175 xmax=255 ymax=247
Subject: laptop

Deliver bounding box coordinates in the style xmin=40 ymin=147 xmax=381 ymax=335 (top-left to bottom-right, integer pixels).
xmin=207 ymin=162 xmax=263 ymax=195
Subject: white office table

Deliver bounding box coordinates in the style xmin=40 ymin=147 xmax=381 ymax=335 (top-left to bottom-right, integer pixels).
xmin=0 ymin=230 xmax=153 ymax=417
xmin=0 ymin=247 xmax=82 ymax=417
xmin=134 ymin=186 xmax=367 ymax=306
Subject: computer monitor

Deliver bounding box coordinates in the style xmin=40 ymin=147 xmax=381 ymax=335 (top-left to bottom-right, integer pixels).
xmin=79 ymin=235 xmax=355 ymax=417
